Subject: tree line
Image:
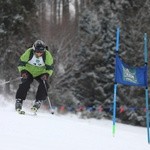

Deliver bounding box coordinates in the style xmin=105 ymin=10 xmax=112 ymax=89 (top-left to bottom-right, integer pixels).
xmin=0 ymin=0 xmax=150 ymax=126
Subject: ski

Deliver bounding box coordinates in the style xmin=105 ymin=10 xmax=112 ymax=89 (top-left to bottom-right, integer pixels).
xmin=17 ymin=110 xmax=38 ymax=116
xmin=31 ymin=112 xmax=37 ymax=116
xmin=16 ymin=108 xmax=37 ymax=116
xmin=25 ymin=112 xmax=37 ymax=116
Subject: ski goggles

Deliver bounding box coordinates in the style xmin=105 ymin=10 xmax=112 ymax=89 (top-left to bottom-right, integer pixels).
xmin=35 ymin=45 xmax=45 ymax=52
xmin=35 ymin=50 xmax=44 ymax=53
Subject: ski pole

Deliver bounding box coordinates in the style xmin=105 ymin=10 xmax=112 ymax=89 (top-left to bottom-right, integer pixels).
xmin=43 ymin=80 xmax=54 ymax=114
xmin=0 ymin=77 xmax=22 ymax=86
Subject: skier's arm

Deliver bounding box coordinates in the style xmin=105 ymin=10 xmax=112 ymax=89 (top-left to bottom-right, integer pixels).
xmin=18 ymin=49 xmax=31 ymax=72
xmin=45 ymin=50 xmax=54 ymax=76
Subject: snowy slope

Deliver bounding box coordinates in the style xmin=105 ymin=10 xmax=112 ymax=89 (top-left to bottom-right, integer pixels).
xmin=0 ymin=95 xmax=149 ymax=150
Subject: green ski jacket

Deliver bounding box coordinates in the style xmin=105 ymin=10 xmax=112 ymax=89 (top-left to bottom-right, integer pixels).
xmin=18 ymin=48 xmax=53 ymax=77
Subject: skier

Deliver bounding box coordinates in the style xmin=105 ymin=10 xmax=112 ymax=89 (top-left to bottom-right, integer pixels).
xmin=15 ymin=40 xmax=54 ymax=114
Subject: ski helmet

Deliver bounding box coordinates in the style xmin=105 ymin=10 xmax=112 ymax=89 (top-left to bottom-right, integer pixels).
xmin=33 ymin=40 xmax=46 ymax=52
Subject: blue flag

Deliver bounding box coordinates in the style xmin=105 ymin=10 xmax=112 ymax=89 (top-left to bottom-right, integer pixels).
xmin=115 ymin=55 xmax=147 ymax=86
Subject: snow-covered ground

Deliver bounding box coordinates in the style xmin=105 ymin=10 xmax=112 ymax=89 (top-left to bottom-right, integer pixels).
xmin=0 ymin=95 xmax=149 ymax=150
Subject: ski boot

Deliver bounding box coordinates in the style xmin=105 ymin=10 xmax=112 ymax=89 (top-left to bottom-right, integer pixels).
xmin=15 ymin=99 xmax=25 ymax=115
xmin=16 ymin=109 xmax=25 ymax=115
xmin=31 ymin=101 xmax=42 ymax=114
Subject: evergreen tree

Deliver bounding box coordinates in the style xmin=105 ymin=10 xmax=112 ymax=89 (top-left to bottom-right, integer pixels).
xmin=0 ymin=0 xmax=38 ymax=93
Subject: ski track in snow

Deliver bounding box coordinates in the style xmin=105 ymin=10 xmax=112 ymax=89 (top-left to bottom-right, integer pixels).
xmin=0 ymin=95 xmax=149 ymax=150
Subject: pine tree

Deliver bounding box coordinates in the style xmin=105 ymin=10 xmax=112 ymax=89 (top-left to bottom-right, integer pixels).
xmin=0 ymin=0 xmax=38 ymax=94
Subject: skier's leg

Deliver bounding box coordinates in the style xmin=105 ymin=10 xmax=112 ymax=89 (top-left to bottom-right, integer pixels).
xmin=15 ymin=73 xmax=33 ymax=110
xmin=31 ymin=75 xmax=49 ymax=111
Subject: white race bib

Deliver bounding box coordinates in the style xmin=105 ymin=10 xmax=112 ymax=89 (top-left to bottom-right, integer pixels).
xmin=28 ymin=54 xmax=45 ymax=67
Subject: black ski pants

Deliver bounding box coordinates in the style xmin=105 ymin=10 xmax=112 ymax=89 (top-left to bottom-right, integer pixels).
xmin=16 ymin=72 xmax=49 ymax=102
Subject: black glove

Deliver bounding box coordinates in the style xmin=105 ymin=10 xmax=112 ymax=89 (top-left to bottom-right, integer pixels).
xmin=21 ymin=70 xmax=28 ymax=79
xmin=41 ymin=74 xmax=49 ymax=81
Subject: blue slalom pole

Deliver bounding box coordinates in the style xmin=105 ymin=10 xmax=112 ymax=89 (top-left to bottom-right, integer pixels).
xmin=112 ymin=27 xmax=120 ymax=136
xmin=116 ymin=27 xmax=120 ymax=52
xmin=112 ymin=84 xmax=117 ymax=136
xmin=144 ymin=33 xmax=148 ymax=63
xmin=144 ymin=33 xmax=150 ymax=144
xmin=145 ymin=88 xmax=150 ymax=143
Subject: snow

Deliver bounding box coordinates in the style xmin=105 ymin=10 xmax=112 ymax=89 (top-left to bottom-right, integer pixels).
xmin=0 ymin=95 xmax=149 ymax=150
